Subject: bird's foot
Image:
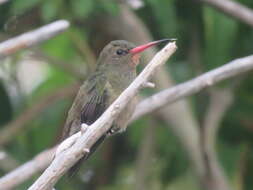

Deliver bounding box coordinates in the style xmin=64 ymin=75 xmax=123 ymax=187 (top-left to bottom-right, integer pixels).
xmin=83 ymin=148 xmax=90 ymax=154
xmin=81 ymin=123 xmax=89 ymax=134
xmin=107 ymin=127 xmax=121 ymax=136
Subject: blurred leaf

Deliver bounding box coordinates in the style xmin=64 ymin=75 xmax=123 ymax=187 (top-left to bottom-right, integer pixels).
xmin=42 ymin=32 xmax=76 ymax=60
xmin=29 ymin=69 xmax=74 ymax=101
xmin=203 ymin=6 xmax=238 ymax=69
xmin=0 ymin=82 xmax=12 ymax=126
xmin=28 ymin=99 xmax=69 ymax=151
xmin=98 ymin=0 xmax=119 ymax=15
xmin=70 ymin=0 xmax=94 ymax=18
xmin=145 ymin=0 xmax=177 ymax=36
xmin=41 ymin=0 xmax=59 ymax=22
xmin=11 ymin=0 xmax=41 ymax=14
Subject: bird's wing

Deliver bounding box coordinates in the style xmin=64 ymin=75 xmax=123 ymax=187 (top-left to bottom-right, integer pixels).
xmin=61 ymin=73 xmax=108 ymax=140
xmin=60 ymin=73 xmax=110 ymax=176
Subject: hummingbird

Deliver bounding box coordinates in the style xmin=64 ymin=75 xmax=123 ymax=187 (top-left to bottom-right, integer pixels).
xmin=61 ymin=39 xmax=171 ymax=174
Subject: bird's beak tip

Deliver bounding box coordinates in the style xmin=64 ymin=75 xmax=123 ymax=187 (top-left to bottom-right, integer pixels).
xmin=129 ymin=38 xmax=176 ymax=54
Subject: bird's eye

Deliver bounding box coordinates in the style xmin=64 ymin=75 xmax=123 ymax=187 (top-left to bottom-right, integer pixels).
xmin=116 ymin=49 xmax=124 ymax=55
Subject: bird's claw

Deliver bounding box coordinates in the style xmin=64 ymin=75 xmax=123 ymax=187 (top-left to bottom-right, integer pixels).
xmin=81 ymin=123 xmax=89 ymax=134
xmin=107 ymin=127 xmax=120 ymax=136
xmin=83 ymin=148 xmax=90 ymax=154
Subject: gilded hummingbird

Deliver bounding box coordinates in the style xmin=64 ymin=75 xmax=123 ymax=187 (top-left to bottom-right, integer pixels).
xmin=61 ymin=39 xmax=171 ymax=174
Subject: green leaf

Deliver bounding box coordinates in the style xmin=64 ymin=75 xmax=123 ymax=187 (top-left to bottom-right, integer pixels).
xmin=42 ymin=32 xmax=75 ymax=60
xmin=99 ymin=0 xmax=119 ymax=15
xmin=203 ymin=6 xmax=238 ymax=69
xmin=70 ymin=0 xmax=94 ymax=18
xmin=11 ymin=0 xmax=41 ymax=14
xmin=41 ymin=0 xmax=59 ymax=22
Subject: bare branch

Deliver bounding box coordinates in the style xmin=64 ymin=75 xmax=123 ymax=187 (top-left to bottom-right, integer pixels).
xmin=133 ymin=55 xmax=253 ymax=120
xmin=0 ymin=147 xmax=56 ymax=190
xmin=28 ymin=42 xmax=177 ymax=190
xmin=0 ymin=0 xmax=8 ymax=5
xmin=0 ymin=151 xmax=19 ymax=172
xmin=198 ymin=0 xmax=253 ymax=27
xmin=0 ymin=20 xmax=70 ymax=59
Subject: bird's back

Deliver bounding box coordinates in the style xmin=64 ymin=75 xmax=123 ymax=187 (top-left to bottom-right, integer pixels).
xmin=61 ymin=72 xmax=109 ymax=140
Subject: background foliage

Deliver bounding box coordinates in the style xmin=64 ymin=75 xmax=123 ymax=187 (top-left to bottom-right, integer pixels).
xmin=0 ymin=0 xmax=253 ymax=189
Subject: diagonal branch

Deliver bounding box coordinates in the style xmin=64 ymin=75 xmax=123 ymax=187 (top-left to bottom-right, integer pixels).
xmin=0 ymin=150 xmax=19 ymax=172
xmin=0 ymin=20 xmax=69 ymax=59
xmin=133 ymin=55 xmax=253 ymax=120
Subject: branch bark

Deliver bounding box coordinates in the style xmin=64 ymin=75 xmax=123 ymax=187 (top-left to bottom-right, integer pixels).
xmin=197 ymin=0 xmax=253 ymax=27
xmin=27 ymin=42 xmax=177 ymax=190
xmin=0 ymin=0 xmax=8 ymax=5
xmin=0 ymin=151 xmax=19 ymax=172
xmin=133 ymin=55 xmax=253 ymax=120
xmin=0 ymin=20 xmax=69 ymax=59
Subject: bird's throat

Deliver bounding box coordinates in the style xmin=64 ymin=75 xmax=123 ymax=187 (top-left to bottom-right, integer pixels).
xmin=107 ymin=69 xmax=136 ymax=94
xmin=131 ymin=54 xmax=141 ymax=67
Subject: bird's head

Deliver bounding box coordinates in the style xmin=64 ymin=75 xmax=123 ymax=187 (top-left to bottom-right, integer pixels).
xmin=97 ymin=39 xmax=174 ymax=73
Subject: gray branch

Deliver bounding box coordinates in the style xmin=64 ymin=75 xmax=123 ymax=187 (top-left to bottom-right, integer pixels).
xmin=0 ymin=0 xmax=8 ymax=5
xmin=198 ymin=0 xmax=253 ymax=27
xmin=0 ymin=20 xmax=70 ymax=59
xmin=133 ymin=55 xmax=253 ymax=120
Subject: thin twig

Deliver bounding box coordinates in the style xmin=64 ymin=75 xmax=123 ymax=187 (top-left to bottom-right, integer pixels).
xmin=0 ymin=20 xmax=70 ymax=59
xmin=132 ymin=55 xmax=253 ymax=120
xmin=0 ymin=0 xmax=8 ymax=5
xmin=198 ymin=0 xmax=253 ymax=27
xmin=28 ymin=42 xmax=177 ymax=190
xmin=0 ymin=151 xmax=19 ymax=172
